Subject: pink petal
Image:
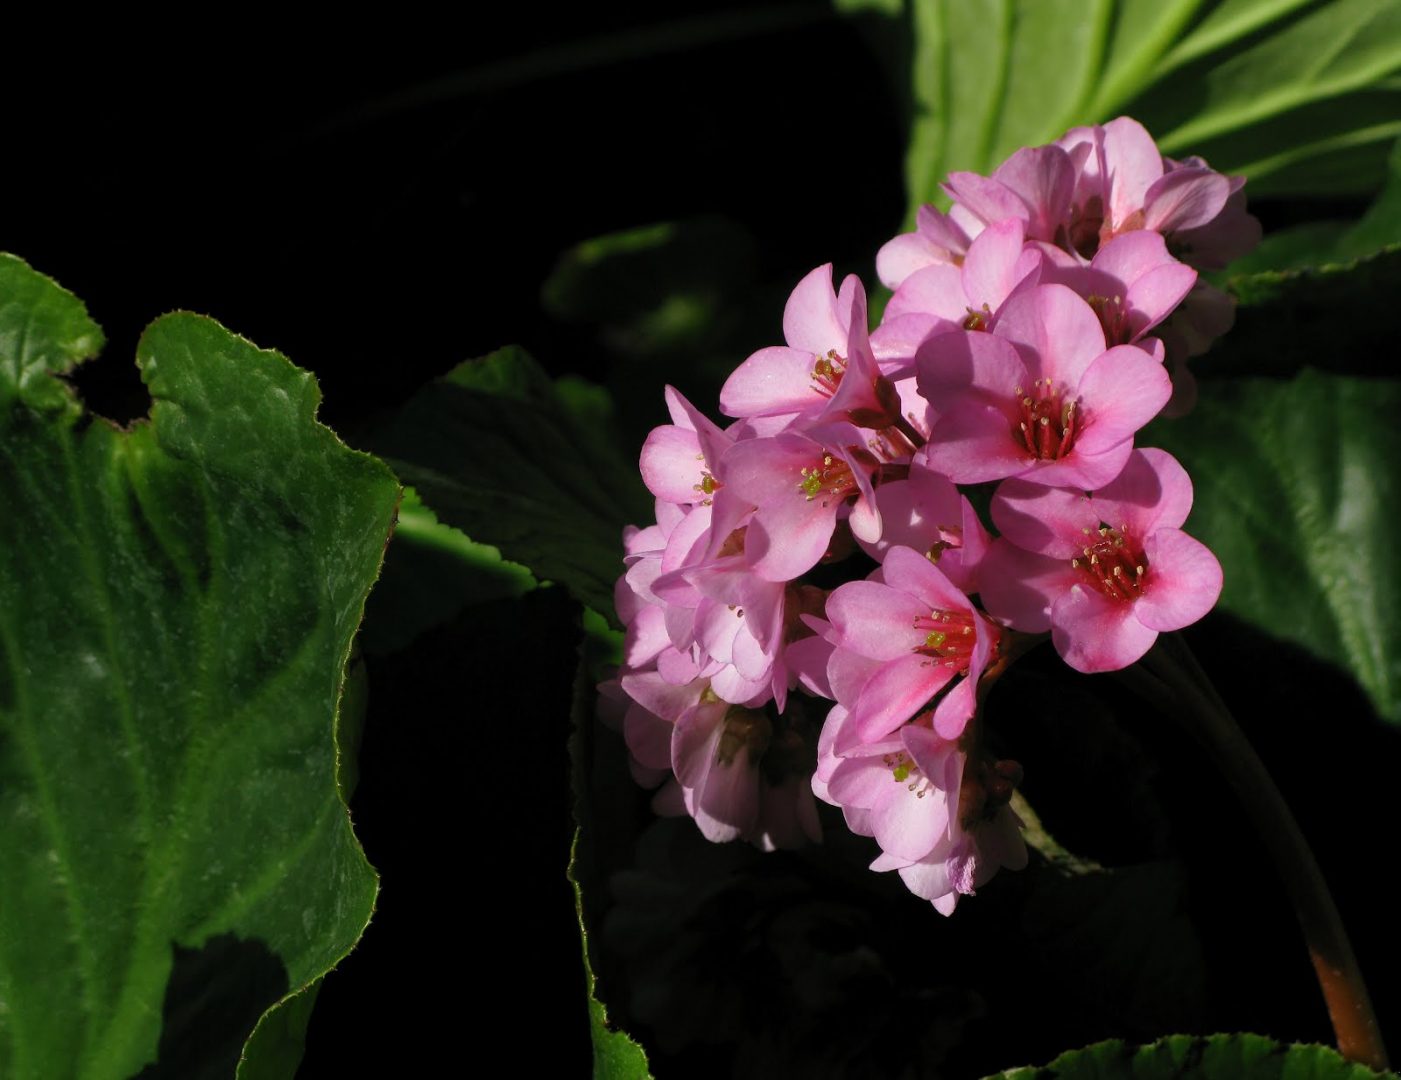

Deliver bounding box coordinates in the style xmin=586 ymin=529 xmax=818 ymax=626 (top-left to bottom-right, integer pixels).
xmin=640 ymin=424 xmax=706 ymax=503
xmin=886 ymin=263 xmax=967 ymax=322
xmin=1143 ymin=168 xmax=1231 ymax=234
xmin=783 ymin=263 xmax=844 ymax=354
xmin=978 ymin=539 xmax=1075 ymax=633
xmin=995 ymin=284 xmax=1107 ymax=387
xmin=1134 ymin=529 xmax=1222 ymax=632
xmin=850 ymin=653 xmax=953 ymax=743
xmin=924 ymin=403 xmax=1030 ymax=485
xmin=1072 ymin=346 xmax=1172 ymax=457
xmin=720 ymin=346 xmax=825 ymax=419
xmin=624 ymin=701 xmax=674 ymax=771
xmin=992 ymin=145 xmax=1075 ymax=241
xmin=1101 ymin=116 xmax=1164 ymax=229
xmin=882 ymin=544 xmax=972 ymax=615
xmin=991 ymin=479 xmax=1095 ymax=558
xmin=943 ymin=172 xmax=1027 ymax=230
xmin=827 ymin=580 xmax=925 ymax=661
xmin=1052 ymin=584 xmax=1160 ymax=672
xmin=1093 ymin=448 xmax=1194 ymax=536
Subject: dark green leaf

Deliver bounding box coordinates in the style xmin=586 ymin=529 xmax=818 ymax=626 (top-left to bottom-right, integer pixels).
xmin=367 ymin=346 xmax=648 ymax=621
xmin=1193 ymin=247 xmax=1401 ymax=381
xmin=359 ymin=487 xmax=537 ymax=656
xmin=1149 ymin=371 xmax=1401 ymax=723
xmin=0 ymin=255 xmax=398 ymax=1077
xmin=992 ymin=1032 xmax=1391 ymax=1078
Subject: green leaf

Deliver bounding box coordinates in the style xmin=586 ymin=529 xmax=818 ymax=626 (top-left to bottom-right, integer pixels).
xmin=359 ymin=487 xmax=537 ymax=656
xmin=1202 ymin=247 xmax=1401 ymax=380
xmin=0 ymin=255 xmax=399 ymax=1078
xmin=991 ymin=1033 xmax=1391 ymax=1078
xmin=1149 ymin=370 xmax=1401 ymax=723
xmin=235 ymin=979 xmax=323 ymax=1080
xmin=883 ymin=0 xmax=1401 ymax=220
xmin=367 ymin=346 xmax=648 ymax=622
xmin=568 ymin=624 xmax=652 ymax=1079
xmin=1336 ymin=136 xmax=1401 ymax=260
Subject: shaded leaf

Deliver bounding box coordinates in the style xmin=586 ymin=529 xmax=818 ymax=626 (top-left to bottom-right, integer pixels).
xmin=0 ymin=255 xmax=398 ymax=1077
xmin=1196 ymin=247 xmax=1401 ymax=380
xmin=1149 ymin=370 xmax=1401 ymax=723
xmin=992 ymin=1032 xmax=1390 ymax=1078
xmin=367 ymin=346 xmax=648 ymax=621
xmin=359 ymin=487 xmax=537 ymax=656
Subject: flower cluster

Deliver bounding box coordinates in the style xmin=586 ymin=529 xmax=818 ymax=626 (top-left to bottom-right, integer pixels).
xmin=604 ymin=117 xmax=1245 ymax=912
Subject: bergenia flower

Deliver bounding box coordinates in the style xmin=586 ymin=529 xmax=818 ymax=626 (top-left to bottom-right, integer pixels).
xmin=917 ymin=284 xmax=1172 ymax=490
xmin=980 ymin=448 xmax=1223 ymax=672
xmin=720 ymin=264 xmax=902 ymax=431
xmin=824 ymin=546 xmax=998 ymax=746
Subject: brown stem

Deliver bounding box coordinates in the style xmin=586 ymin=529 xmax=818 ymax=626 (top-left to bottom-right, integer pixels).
xmin=1135 ymin=633 xmax=1388 ymax=1071
xmin=891 ymin=413 xmax=926 ymax=452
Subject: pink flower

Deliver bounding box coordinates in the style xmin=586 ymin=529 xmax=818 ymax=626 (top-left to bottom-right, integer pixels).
xmin=917 ymin=284 xmax=1172 ymax=490
xmin=721 ymin=423 xmax=882 ymax=582
xmin=875 ymin=204 xmax=974 ymax=289
xmin=720 ymin=264 xmax=902 ymax=431
xmin=824 ymin=546 xmax=998 ymax=745
xmin=980 ymin=448 xmax=1223 ymax=672
xmin=815 ymin=708 xmax=1027 ymax=914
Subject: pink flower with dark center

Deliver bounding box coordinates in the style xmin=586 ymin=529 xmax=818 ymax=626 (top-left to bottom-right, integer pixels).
xmin=980 ymin=448 xmax=1223 ymax=672
xmin=885 ymin=217 xmax=1045 ymax=335
xmin=1039 ymin=230 xmax=1196 ymax=347
xmin=639 ymin=385 xmax=733 ymax=507
xmin=825 ymin=546 xmax=998 ymax=746
xmin=814 ymin=708 xmax=1028 ymax=913
xmin=721 ymin=423 xmax=882 ymax=582
xmin=720 ymin=264 xmax=903 ymax=431
xmin=917 ymin=284 xmax=1172 ymax=490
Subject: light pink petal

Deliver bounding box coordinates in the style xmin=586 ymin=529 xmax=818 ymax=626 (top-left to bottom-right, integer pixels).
xmin=978 ymin=539 xmax=1076 ymax=633
xmin=1142 ymin=168 xmax=1231 ymax=234
xmin=1052 ymin=583 xmax=1160 ymax=673
xmin=708 ymin=664 xmax=768 ymax=706
xmin=877 ymin=231 xmax=946 ymax=290
xmin=885 ymin=263 xmax=967 ymax=322
xmin=1073 ymin=346 xmax=1172 ymax=456
xmin=660 ymin=502 xmax=713 ymax=574
xmin=696 ymin=747 xmax=761 ymax=842
xmin=828 ymin=756 xmax=897 ymax=811
xmin=1093 ymin=447 xmax=1195 ymax=535
xmin=828 ymin=646 xmax=885 ymax=709
xmin=991 ymin=479 xmax=1095 ymax=558
xmin=869 ymin=312 xmax=955 ymax=373
xmin=624 ymin=701 xmax=674 ymax=771
xmin=657 ymin=646 xmax=702 ymax=685
xmin=663 ymin=385 xmax=731 ymax=468
xmin=787 ymin=634 xmax=835 ymax=699
xmin=923 ymin=403 xmax=1030 ymax=485
xmin=1101 ymin=117 xmax=1164 ymax=229
xmin=783 ymin=263 xmax=845 ymax=354
xmin=850 ymin=653 xmax=953 ymax=743
xmin=732 ymin=623 xmax=773 ymax=682
xmin=720 ymin=346 xmax=825 ymax=419
xmin=931 ymin=674 xmax=977 ymax=740
xmin=620 ymin=670 xmax=702 ymax=722
xmin=882 ymin=544 xmax=972 ymax=615
xmin=917 ymin=328 xmax=1028 ymax=407
xmin=1032 ymin=439 xmax=1135 ymax=492
xmin=962 ymin=217 xmax=1031 ymax=313
xmin=1091 ymin=229 xmax=1174 ymax=284
xmin=872 ymin=778 xmax=949 ymax=861
xmin=897 ymin=856 xmax=954 ymax=903
xmin=943 ymin=173 xmax=1027 ymax=230
xmin=745 ymin=493 xmax=840 ymax=582
xmin=827 ymin=580 xmax=925 ymax=661
xmin=1124 ymin=261 xmax=1198 ymax=339
xmin=995 ymin=284 xmax=1106 ymax=387
xmin=992 ymin=145 xmax=1075 ymax=241
xmin=623 ymin=604 xmax=670 ymax=668
xmin=1134 ymin=529 xmax=1222 ymax=632
xmin=640 ymin=424 xmax=706 ymax=503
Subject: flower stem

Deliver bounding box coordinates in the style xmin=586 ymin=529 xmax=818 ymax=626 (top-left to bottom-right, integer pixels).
xmin=1136 ymin=633 xmax=1388 ymax=1071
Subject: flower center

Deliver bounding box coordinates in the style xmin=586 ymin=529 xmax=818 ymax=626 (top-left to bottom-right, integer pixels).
xmin=798 ymin=453 xmax=857 ymax=504
xmin=811 ymin=350 xmax=847 ymax=397
xmin=716 ymin=705 xmax=773 ymax=767
xmin=913 ymin=609 xmax=976 ymax=671
xmin=962 ymin=303 xmax=992 ymax=332
xmin=1015 ymin=379 xmax=1080 ymax=460
xmin=881 ymin=750 xmax=935 ymax=799
xmin=1087 ymin=293 xmax=1131 ymax=345
xmin=1072 ymin=524 xmax=1149 ymax=602
xmin=692 ymin=468 xmax=721 ymax=504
